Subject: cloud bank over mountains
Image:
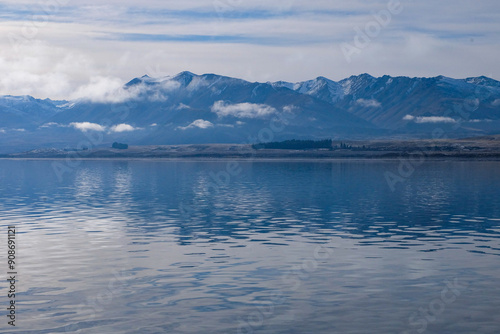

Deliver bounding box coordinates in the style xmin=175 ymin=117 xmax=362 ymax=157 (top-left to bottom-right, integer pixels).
xmin=40 ymin=121 xmax=140 ymax=133
xmin=0 ymin=1 xmax=499 ymax=100
xmin=211 ymin=101 xmax=278 ymax=119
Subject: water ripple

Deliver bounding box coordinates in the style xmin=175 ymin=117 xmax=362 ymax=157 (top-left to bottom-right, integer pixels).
xmin=1 ymin=160 xmax=500 ymax=333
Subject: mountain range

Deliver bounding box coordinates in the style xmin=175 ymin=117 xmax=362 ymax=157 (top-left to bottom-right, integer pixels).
xmin=1 ymin=71 xmax=499 ymax=153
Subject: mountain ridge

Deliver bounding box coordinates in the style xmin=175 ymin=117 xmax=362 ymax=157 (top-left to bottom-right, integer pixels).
xmin=0 ymin=72 xmax=499 ymax=153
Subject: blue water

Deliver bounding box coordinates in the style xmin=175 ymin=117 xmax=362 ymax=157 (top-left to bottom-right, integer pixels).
xmin=1 ymin=159 xmax=500 ymax=333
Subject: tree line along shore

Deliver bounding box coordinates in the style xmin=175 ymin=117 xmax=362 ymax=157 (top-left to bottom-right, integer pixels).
xmin=2 ymin=136 xmax=500 ymax=159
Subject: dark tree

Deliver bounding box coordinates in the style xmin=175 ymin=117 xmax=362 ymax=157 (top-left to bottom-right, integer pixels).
xmin=112 ymin=142 xmax=128 ymax=149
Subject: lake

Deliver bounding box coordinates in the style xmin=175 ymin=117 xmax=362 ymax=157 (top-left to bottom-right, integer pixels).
xmin=1 ymin=159 xmax=499 ymax=333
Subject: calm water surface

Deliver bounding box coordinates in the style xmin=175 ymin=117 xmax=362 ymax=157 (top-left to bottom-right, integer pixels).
xmin=1 ymin=160 xmax=499 ymax=333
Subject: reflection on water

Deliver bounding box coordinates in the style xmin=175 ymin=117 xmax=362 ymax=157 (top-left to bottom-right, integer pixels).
xmin=0 ymin=160 xmax=500 ymax=333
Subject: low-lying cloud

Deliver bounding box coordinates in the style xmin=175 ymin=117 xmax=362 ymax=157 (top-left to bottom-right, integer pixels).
xmin=70 ymin=122 xmax=106 ymax=132
xmin=0 ymin=128 xmax=25 ymax=133
xmin=63 ymin=122 xmax=139 ymax=133
xmin=70 ymin=76 xmax=181 ymax=103
xmin=468 ymin=119 xmax=492 ymax=123
xmin=109 ymin=123 xmax=138 ymax=133
xmin=70 ymin=77 xmax=131 ymax=103
xmin=356 ymin=98 xmax=381 ymax=108
xmin=211 ymin=101 xmax=277 ymax=119
xmin=178 ymin=119 xmax=214 ymax=130
xmin=40 ymin=122 xmax=64 ymax=128
xmin=403 ymin=115 xmax=457 ymax=124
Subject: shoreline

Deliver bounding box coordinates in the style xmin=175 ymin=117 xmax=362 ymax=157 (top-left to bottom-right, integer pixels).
xmin=2 ymin=152 xmax=500 ymax=162
xmin=2 ymin=136 xmax=500 ymax=161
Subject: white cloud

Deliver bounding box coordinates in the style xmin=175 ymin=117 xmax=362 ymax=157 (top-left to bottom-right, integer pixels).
xmin=186 ymin=76 xmax=210 ymax=91
xmin=40 ymin=122 xmax=65 ymax=128
xmin=356 ymin=98 xmax=381 ymax=108
xmin=211 ymin=101 xmax=277 ymax=118
xmin=70 ymin=76 xmax=137 ymax=103
xmin=492 ymin=99 xmax=500 ymax=106
xmin=469 ymin=119 xmax=492 ymax=123
xmin=0 ymin=128 xmax=25 ymax=133
xmin=70 ymin=76 xmax=180 ymax=103
xmin=0 ymin=42 xmax=97 ymax=100
xmin=150 ymin=123 xmax=158 ymax=126
xmin=403 ymin=115 xmax=457 ymax=124
xmin=282 ymin=105 xmax=298 ymax=114
xmin=178 ymin=119 xmax=214 ymax=130
xmin=43 ymin=122 xmax=141 ymax=132
xmin=0 ymin=1 xmax=499 ymax=101
xmin=145 ymin=90 xmax=167 ymax=102
xmin=109 ymin=123 xmax=138 ymax=133
xmin=415 ymin=117 xmax=457 ymax=124
xmin=70 ymin=122 xmax=106 ymax=132
xmin=176 ymin=103 xmax=191 ymax=110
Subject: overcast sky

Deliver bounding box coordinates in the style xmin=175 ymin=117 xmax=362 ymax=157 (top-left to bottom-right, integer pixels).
xmin=1 ymin=0 xmax=499 ymax=100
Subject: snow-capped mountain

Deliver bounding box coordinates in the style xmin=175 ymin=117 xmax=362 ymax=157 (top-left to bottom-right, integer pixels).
xmin=0 ymin=95 xmax=65 ymax=128
xmin=272 ymin=76 xmax=345 ymax=104
xmin=337 ymin=74 xmax=500 ymax=131
xmin=0 ymin=72 xmax=499 ymax=153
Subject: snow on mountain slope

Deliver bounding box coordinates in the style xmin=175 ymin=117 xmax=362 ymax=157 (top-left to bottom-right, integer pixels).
xmin=1 ymin=72 xmax=499 ymax=153
xmin=273 ymin=76 xmax=345 ymax=104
